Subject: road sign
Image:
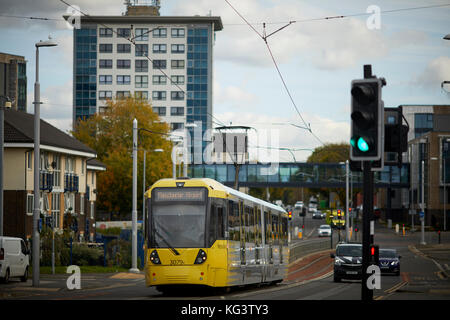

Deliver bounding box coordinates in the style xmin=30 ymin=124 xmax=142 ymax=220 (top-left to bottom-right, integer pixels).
xmin=419 ymin=211 xmax=424 ymax=219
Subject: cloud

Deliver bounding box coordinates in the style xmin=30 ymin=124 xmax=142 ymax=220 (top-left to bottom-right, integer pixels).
xmin=214 ymin=110 xmax=349 ymax=162
xmin=0 ymin=0 xmax=124 ymax=30
xmin=173 ymin=0 xmax=390 ymax=70
xmin=28 ymin=80 xmax=73 ymax=134
xmin=214 ymin=82 xmax=258 ymax=111
xmin=414 ymin=56 xmax=450 ymax=89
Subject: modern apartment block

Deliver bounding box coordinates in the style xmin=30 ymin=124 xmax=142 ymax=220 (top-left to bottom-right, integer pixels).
xmin=402 ymin=105 xmax=450 ymax=230
xmin=66 ymin=1 xmax=223 ymax=154
xmin=0 ymin=52 xmax=27 ymax=112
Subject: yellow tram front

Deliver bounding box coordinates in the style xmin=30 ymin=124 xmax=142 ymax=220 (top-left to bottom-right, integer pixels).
xmin=144 ymin=178 xmax=229 ymax=289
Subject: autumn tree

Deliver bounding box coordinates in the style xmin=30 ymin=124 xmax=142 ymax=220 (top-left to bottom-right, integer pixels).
xmin=306 ymin=142 xmax=353 ymax=208
xmin=72 ymin=97 xmax=173 ymax=216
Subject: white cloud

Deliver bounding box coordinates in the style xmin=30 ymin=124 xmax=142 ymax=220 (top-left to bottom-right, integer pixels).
xmin=173 ymin=0 xmax=390 ymax=70
xmin=414 ymin=56 xmax=450 ymax=89
xmin=214 ymin=81 xmax=258 ymax=111
xmin=28 ymin=80 xmax=73 ymax=134
xmin=214 ymin=110 xmax=349 ymax=162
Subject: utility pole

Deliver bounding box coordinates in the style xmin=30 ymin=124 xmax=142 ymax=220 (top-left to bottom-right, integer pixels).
xmin=346 ymin=160 xmax=350 ymax=242
xmin=130 ymin=118 xmax=139 ymax=273
xmin=421 ymin=159 xmax=426 ymax=245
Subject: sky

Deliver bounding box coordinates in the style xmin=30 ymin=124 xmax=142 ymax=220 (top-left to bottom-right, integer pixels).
xmin=0 ymin=0 xmax=449 ymax=162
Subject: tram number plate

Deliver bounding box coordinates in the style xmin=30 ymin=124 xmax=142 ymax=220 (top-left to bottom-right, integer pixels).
xmin=170 ymin=260 xmax=185 ymax=266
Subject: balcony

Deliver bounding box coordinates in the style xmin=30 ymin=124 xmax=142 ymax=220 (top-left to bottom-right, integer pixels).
xmin=40 ymin=171 xmax=53 ymax=191
xmin=64 ymin=173 xmax=79 ymax=193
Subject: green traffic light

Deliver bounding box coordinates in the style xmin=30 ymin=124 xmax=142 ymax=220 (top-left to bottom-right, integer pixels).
xmin=350 ymin=137 xmax=356 ymax=148
xmin=357 ymin=137 xmax=370 ymax=152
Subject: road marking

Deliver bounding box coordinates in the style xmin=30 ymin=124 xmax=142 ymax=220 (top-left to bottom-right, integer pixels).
xmin=384 ymin=281 xmax=408 ymax=294
xmin=110 ymin=272 xmax=145 ymax=280
xmin=8 ymin=287 xmax=60 ymax=292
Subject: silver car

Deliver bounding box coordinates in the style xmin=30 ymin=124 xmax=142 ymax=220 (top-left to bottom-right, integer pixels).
xmin=318 ymin=224 xmax=331 ymax=237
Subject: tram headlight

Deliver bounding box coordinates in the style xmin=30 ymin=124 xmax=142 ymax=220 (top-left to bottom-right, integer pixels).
xmin=194 ymin=249 xmax=207 ymax=264
xmin=150 ymin=250 xmax=161 ymax=264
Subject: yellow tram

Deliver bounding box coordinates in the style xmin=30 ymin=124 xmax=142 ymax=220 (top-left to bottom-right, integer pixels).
xmin=144 ymin=178 xmax=289 ymax=292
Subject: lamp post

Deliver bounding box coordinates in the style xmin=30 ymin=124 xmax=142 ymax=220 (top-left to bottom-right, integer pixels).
xmin=0 ymin=96 xmax=11 ymax=237
xmin=130 ymin=118 xmax=139 ymax=273
xmin=33 ymin=39 xmax=57 ymax=287
xmin=132 ymin=125 xmax=167 ymax=272
xmin=421 ymin=160 xmax=426 ymax=245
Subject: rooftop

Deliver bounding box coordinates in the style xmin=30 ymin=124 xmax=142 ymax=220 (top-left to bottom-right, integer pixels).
xmin=4 ymin=109 xmax=96 ymax=157
xmin=63 ymin=15 xmax=223 ymax=31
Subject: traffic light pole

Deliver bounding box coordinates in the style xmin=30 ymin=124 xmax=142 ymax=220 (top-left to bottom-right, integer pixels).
xmin=361 ymin=161 xmax=374 ymax=301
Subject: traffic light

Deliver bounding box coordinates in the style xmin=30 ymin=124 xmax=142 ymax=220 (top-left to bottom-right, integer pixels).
xmin=370 ymin=244 xmax=379 ymax=265
xmin=288 ymin=211 xmax=292 ymax=220
xmin=337 ymin=209 xmax=342 ymax=218
xmin=350 ymin=78 xmax=384 ymax=161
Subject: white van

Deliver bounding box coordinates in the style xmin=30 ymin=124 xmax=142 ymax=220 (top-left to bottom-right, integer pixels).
xmin=0 ymin=237 xmax=30 ymax=283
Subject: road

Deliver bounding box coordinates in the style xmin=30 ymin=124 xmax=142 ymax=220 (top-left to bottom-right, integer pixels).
xmin=1 ymin=213 xmax=449 ymax=303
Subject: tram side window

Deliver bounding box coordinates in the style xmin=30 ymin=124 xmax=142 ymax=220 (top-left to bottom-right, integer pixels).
xmin=281 ymin=216 xmax=288 ymax=246
xmin=264 ymin=210 xmax=270 ymax=244
xmin=254 ymin=206 xmax=261 ymax=244
xmin=245 ymin=205 xmax=255 ymax=243
xmin=272 ymin=213 xmax=279 ymax=245
xmin=209 ymin=202 xmax=225 ymax=247
xmin=228 ymin=200 xmax=240 ymax=241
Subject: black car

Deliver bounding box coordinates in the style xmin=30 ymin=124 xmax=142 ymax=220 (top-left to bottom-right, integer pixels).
xmin=379 ymin=249 xmax=401 ymax=276
xmin=331 ymin=243 xmax=362 ymax=282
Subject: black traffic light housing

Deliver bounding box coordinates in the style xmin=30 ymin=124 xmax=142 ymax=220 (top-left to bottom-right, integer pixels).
xmin=288 ymin=211 xmax=292 ymax=220
xmin=350 ymin=77 xmax=384 ymax=161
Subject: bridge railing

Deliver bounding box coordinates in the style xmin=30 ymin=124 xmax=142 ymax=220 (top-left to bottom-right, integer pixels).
xmin=188 ymin=162 xmax=410 ymax=188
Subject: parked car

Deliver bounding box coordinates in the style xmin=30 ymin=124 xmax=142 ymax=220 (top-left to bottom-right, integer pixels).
xmin=318 ymin=224 xmax=332 ymax=237
xmin=330 ymin=243 xmax=362 ymax=282
xmin=379 ymin=249 xmax=401 ymax=276
xmin=0 ymin=236 xmax=30 ymax=283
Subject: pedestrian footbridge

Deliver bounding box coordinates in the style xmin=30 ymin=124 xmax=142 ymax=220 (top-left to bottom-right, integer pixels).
xmin=187 ymin=162 xmax=410 ymax=189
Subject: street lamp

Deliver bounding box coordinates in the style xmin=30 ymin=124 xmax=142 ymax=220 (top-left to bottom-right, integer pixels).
xmin=0 ymin=95 xmax=11 ymax=237
xmin=132 ymin=124 xmax=167 ymax=272
xmin=33 ymin=38 xmax=57 ymax=287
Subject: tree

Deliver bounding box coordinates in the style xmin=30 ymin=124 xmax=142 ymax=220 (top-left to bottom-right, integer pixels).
xmin=72 ymin=97 xmax=173 ymax=216
xmin=306 ymin=143 xmax=352 ymax=208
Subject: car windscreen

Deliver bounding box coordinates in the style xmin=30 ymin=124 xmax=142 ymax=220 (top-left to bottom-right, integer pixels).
xmin=336 ymin=245 xmax=362 ymax=257
xmin=380 ymin=250 xmax=397 ymax=258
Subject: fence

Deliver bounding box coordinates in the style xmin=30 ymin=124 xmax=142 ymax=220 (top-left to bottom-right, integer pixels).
xmin=96 ymin=230 xmax=145 ymax=269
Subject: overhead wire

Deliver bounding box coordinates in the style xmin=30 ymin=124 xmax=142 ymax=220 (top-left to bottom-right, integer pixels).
xmin=224 ymin=0 xmax=322 ymax=145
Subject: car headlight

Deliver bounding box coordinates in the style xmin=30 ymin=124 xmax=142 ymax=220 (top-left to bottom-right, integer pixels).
xmin=335 ymin=257 xmax=345 ymax=266
xmin=391 ymin=261 xmax=398 ymax=266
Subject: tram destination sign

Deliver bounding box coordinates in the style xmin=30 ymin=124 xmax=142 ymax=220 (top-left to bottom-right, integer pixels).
xmin=153 ymin=188 xmax=206 ymax=202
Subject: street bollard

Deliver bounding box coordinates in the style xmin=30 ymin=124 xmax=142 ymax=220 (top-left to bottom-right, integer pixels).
xmin=395 ymin=224 xmax=399 ymax=234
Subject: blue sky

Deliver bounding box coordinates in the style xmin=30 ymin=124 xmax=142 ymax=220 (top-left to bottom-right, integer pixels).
xmin=0 ymin=0 xmax=449 ymax=162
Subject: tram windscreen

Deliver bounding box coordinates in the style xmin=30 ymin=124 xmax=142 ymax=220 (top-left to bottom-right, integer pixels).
xmin=152 ymin=204 xmax=206 ymax=248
